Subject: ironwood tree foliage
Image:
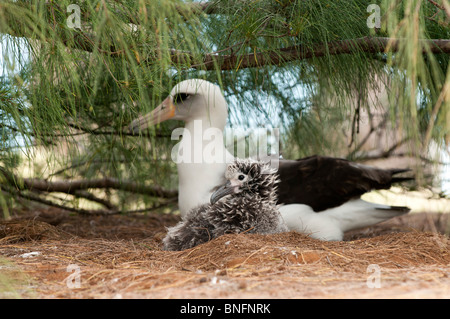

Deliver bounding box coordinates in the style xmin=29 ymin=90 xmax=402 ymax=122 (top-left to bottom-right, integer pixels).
xmin=0 ymin=0 xmax=449 ymax=215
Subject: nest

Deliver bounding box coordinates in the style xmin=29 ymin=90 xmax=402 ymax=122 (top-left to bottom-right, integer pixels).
xmin=0 ymin=210 xmax=449 ymax=298
xmin=0 ymin=219 xmax=71 ymax=244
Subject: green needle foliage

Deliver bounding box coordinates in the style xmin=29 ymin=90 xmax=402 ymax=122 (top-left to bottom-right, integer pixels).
xmin=0 ymin=0 xmax=448 ymax=215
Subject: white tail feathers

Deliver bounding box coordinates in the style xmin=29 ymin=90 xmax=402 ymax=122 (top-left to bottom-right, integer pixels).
xmin=279 ymin=199 xmax=410 ymax=241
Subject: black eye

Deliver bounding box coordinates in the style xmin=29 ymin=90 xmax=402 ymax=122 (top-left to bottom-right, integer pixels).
xmin=173 ymin=93 xmax=190 ymax=104
xmin=238 ymin=175 xmax=245 ymax=181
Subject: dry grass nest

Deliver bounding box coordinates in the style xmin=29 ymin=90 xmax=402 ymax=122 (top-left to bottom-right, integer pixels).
xmin=0 ymin=211 xmax=449 ymax=298
xmin=1 ymin=214 xmax=449 ymax=271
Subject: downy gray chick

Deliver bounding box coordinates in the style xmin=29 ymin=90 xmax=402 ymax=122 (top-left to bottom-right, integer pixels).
xmin=163 ymin=159 xmax=288 ymax=251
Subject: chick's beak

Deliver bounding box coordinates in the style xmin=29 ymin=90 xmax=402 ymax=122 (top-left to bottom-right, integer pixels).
xmin=129 ymin=97 xmax=175 ymax=133
xmin=210 ymin=181 xmax=236 ymax=205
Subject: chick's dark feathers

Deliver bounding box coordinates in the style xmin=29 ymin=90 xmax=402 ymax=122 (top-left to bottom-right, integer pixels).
xmin=163 ymin=160 xmax=288 ymax=251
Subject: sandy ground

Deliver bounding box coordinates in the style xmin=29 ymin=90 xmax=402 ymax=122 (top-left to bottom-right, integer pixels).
xmin=0 ymin=209 xmax=449 ymax=299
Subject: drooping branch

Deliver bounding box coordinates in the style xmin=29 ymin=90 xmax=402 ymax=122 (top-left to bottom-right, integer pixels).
xmin=19 ymin=24 xmax=450 ymax=70
xmin=427 ymin=0 xmax=450 ymax=19
xmin=2 ymin=3 xmax=449 ymax=71
xmin=65 ymin=122 xmax=172 ymax=138
xmin=1 ymin=184 xmax=177 ymax=215
xmin=72 ymin=190 xmax=117 ymax=210
xmin=37 ymin=29 xmax=450 ymax=69
xmin=346 ymin=113 xmax=390 ymax=160
xmin=0 ymin=167 xmax=178 ymax=199
xmin=180 ymin=37 xmax=450 ymax=70
xmin=1 ymin=185 xmax=117 ymax=215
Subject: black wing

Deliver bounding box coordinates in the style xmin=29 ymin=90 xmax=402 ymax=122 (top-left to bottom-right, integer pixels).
xmin=276 ymin=155 xmax=413 ymax=212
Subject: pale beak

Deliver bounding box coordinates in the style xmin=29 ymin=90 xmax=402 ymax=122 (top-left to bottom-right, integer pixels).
xmin=210 ymin=181 xmax=235 ymax=205
xmin=129 ymin=97 xmax=175 ymax=133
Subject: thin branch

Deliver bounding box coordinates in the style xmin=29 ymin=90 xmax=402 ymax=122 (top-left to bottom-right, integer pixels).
xmin=381 ymin=137 xmax=410 ymax=157
xmin=123 ymin=197 xmax=178 ymax=214
xmin=427 ymin=0 xmax=445 ymax=10
xmin=0 ymin=123 xmax=86 ymax=137
xmin=346 ymin=113 xmax=390 ymax=160
xmin=66 ymin=122 xmax=172 ymax=138
xmin=1 ymin=185 xmax=118 ymax=215
xmin=0 ymin=167 xmax=178 ymax=199
xmin=353 ymin=137 xmax=411 ymax=162
xmin=177 ymin=37 xmax=450 ymax=70
xmin=72 ymin=190 xmax=117 ymax=210
xmin=47 ymin=158 xmax=128 ymax=179
xmin=2 ymin=7 xmax=449 ymax=70
xmin=348 ymin=89 xmax=362 ymax=148
xmin=2 ymin=184 xmax=177 ymax=216
xmin=357 ymin=151 xmax=442 ymax=165
xmin=427 ymin=0 xmax=450 ymax=18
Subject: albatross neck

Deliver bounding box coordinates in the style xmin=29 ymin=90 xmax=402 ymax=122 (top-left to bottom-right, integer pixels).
xmin=177 ymin=115 xmax=232 ymax=217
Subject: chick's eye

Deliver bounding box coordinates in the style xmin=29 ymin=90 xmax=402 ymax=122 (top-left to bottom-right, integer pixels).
xmin=238 ymin=174 xmax=245 ymax=181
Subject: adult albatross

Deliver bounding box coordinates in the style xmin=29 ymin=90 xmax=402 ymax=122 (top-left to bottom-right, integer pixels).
xmin=129 ymin=79 xmax=412 ymax=241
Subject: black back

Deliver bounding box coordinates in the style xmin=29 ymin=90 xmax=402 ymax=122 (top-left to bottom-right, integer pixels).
xmin=277 ymin=155 xmax=413 ymax=212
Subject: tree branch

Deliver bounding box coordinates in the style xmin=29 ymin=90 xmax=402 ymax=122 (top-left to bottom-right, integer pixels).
xmin=0 ymin=167 xmax=178 ymax=199
xmin=65 ymin=122 xmax=172 ymax=138
xmin=352 ymin=137 xmax=411 ymax=162
xmin=181 ymin=37 xmax=450 ymax=70
xmin=1 ymin=185 xmax=117 ymax=215
xmin=427 ymin=0 xmax=450 ymax=19
xmin=72 ymin=190 xmax=117 ymax=210
xmin=44 ymin=30 xmax=450 ymax=70
xmin=45 ymin=31 xmax=450 ymax=70
xmin=1 ymin=184 xmax=177 ymax=216
xmin=346 ymin=113 xmax=390 ymax=160
xmin=2 ymin=4 xmax=449 ymax=70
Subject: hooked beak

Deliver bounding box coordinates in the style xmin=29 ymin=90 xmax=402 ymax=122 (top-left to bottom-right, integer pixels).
xmin=210 ymin=181 xmax=236 ymax=205
xmin=128 ymin=97 xmax=175 ymax=133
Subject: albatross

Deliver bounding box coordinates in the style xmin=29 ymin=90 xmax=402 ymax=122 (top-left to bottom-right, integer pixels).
xmin=130 ymin=79 xmax=412 ymax=241
xmin=162 ymin=159 xmax=288 ymax=251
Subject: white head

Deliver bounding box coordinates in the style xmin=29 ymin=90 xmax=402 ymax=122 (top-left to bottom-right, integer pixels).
xmin=129 ymin=79 xmax=228 ymax=132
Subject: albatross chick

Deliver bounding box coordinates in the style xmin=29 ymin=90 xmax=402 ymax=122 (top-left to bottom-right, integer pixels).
xmin=163 ymin=159 xmax=288 ymax=251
